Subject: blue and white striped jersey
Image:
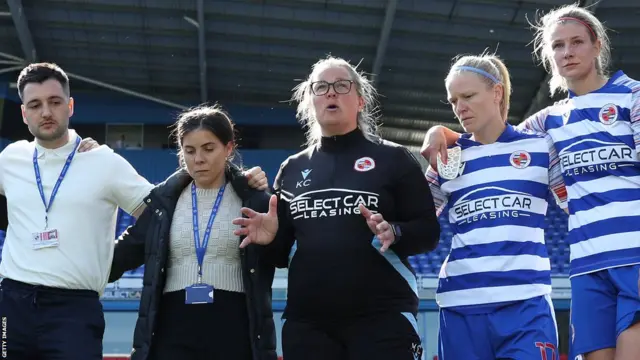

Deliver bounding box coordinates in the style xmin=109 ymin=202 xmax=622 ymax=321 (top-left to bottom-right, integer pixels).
xmin=426 ymin=125 xmax=566 ymax=308
xmin=521 ymin=70 xmax=640 ymax=277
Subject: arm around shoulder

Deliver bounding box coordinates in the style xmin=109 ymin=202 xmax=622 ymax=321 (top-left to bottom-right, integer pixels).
xmin=389 ymin=147 xmax=441 ymax=257
xmin=517 ymin=103 xmax=558 ymax=134
xmin=106 ymin=151 xmax=154 ymax=217
xmin=629 ymin=87 xmax=640 ymax=156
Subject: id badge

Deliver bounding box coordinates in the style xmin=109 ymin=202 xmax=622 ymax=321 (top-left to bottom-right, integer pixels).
xmin=185 ymin=284 xmax=214 ymax=304
xmin=32 ymin=229 xmax=60 ymax=250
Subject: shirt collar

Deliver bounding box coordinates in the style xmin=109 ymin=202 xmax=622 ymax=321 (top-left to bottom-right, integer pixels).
xmin=34 ymin=129 xmax=80 ymax=159
xmin=317 ymin=128 xmax=367 ymax=152
xmin=457 ymin=124 xmax=514 ymax=148
xmin=495 ymin=124 xmax=517 ymax=142
xmin=567 ymin=70 xmax=625 ymax=98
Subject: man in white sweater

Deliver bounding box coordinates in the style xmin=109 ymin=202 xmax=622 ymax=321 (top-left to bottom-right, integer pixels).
xmin=0 ymin=62 xmax=266 ymax=360
xmin=0 ymin=62 xmax=155 ymax=360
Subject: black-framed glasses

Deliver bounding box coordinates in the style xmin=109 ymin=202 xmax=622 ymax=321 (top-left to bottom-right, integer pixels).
xmin=310 ymin=80 xmax=354 ymax=96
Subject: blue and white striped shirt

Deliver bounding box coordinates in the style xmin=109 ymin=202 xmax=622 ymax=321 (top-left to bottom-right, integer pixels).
xmin=522 ymin=70 xmax=640 ymax=277
xmin=426 ymin=125 xmax=565 ymax=309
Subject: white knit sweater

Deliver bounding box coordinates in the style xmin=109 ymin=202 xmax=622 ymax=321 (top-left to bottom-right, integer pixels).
xmin=163 ymin=183 xmax=244 ymax=293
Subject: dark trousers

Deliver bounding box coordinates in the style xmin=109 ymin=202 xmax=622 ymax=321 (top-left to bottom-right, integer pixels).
xmin=282 ymin=312 xmax=423 ymax=360
xmin=149 ymin=289 xmax=253 ymax=360
xmin=0 ymin=278 xmax=105 ymax=360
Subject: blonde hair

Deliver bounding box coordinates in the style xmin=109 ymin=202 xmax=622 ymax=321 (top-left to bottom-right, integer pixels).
xmin=446 ymin=54 xmax=512 ymax=122
xmin=291 ymin=56 xmax=380 ymax=147
xmin=531 ymin=3 xmax=611 ymax=96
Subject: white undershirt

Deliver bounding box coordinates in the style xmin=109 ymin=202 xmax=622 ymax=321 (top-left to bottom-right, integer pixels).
xmin=0 ymin=130 xmax=154 ymax=293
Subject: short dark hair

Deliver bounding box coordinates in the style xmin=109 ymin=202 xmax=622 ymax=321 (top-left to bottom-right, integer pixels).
xmin=171 ymin=104 xmax=238 ymax=168
xmin=17 ymin=63 xmax=70 ymax=101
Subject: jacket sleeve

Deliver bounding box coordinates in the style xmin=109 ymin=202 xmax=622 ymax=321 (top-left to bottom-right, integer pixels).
xmin=108 ymin=205 xmax=151 ymax=283
xmin=388 ymin=147 xmax=441 ymax=257
xmin=263 ymin=160 xmax=296 ymax=269
xmin=0 ymin=195 xmax=7 ymax=231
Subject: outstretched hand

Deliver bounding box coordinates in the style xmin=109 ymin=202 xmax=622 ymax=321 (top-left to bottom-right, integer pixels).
xmin=233 ymin=195 xmax=279 ymax=248
xmin=359 ymin=204 xmax=395 ymax=253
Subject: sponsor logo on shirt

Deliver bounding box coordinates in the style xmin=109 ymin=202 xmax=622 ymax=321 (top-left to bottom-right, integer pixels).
xmin=296 ymin=169 xmax=312 ymax=188
xmin=450 ymin=186 xmax=537 ymax=225
xmin=558 ymin=139 xmax=635 ymax=177
xmin=289 ymin=188 xmax=379 ymax=220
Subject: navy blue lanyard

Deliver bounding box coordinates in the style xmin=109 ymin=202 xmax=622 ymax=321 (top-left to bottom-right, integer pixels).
xmin=33 ymin=136 xmax=81 ymax=229
xmin=192 ymin=182 xmax=226 ymax=283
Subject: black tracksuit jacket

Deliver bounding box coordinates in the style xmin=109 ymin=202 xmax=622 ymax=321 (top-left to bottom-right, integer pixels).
xmin=268 ymin=129 xmax=440 ymax=323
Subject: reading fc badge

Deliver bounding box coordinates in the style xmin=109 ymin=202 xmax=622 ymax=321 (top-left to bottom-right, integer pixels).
xmin=510 ymin=151 xmax=531 ymax=169
xmin=437 ymin=146 xmax=465 ymax=180
xmin=598 ymin=103 xmax=618 ymax=125
xmin=354 ymin=157 xmax=375 ymax=172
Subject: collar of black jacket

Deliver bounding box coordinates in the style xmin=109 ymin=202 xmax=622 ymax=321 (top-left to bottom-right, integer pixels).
xmin=145 ymin=163 xmax=258 ymax=211
xmin=318 ymin=128 xmax=373 ymax=152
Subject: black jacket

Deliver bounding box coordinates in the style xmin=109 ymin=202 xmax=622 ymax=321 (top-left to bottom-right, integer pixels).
xmin=270 ymin=130 xmax=440 ymax=322
xmin=108 ymin=165 xmax=277 ymax=360
xmin=0 ymin=195 xmax=7 ymax=231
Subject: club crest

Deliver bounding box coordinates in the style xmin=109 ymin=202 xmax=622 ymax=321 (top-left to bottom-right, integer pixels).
xmin=598 ymin=103 xmax=618 ymax=125
xmin=509 ymin=151 xmax=531 ymax=169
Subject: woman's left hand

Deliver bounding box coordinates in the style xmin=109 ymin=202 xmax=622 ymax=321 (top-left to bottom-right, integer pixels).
xmin=78 ymin=137 xmax=100 ymax=152
xmin=359 ymin=204 xmax=395 ymax=252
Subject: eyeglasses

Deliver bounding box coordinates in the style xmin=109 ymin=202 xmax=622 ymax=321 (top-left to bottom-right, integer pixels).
xmin=310 ymin=80 xmax=354 ymax=96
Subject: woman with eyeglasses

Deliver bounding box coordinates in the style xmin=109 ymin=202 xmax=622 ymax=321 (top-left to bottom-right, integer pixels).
xmin=233 ymin=56 xmax=441 ymax=360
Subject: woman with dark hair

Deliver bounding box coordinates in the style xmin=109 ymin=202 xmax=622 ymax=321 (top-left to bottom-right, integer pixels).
xmin=107 ymin=104 xmax=277 ymax=360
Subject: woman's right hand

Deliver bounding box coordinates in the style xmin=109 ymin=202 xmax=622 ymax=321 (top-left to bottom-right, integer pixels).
xmin=420 ymin=126 xmax=449 ymax=170
xmin=233 ymin=195 xmax=279 ymax=248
